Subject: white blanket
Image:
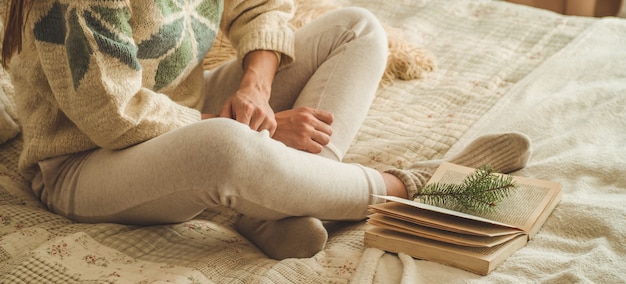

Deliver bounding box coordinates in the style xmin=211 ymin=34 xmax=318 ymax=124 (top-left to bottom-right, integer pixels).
xmin=456 ymin=17 xmax=626 ymax=283
xmin=344 ymin=1 xmax=626 ymax=282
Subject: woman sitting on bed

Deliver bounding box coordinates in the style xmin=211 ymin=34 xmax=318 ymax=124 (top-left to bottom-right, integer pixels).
xmin=1 ymin=0 xmax=531 ymax=260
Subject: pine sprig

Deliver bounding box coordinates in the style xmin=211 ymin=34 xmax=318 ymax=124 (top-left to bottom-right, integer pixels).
xmin=414 ymin=165 xmax=518 ymax=213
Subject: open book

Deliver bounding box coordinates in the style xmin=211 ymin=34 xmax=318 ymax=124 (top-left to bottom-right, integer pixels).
xmin=364 ymin=162 xmax=562 ymax=275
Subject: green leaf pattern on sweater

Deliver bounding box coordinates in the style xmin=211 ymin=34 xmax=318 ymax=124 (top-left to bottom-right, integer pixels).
xmin=88 ymin=6 xmax=140 ymax=70
xmin=66 ymin=9 xmax=96 ymax=91
xmin=150 ymin=0 xmax=222 ymax=90
xmin=33 ymin=2 xmax=66 ymax=45
xmin=33 ymin=0 xmax=223 ymax=91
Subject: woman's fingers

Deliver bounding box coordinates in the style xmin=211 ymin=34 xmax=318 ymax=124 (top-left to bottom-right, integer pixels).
xmin=272 ymin=107 xmax=335 ymax=153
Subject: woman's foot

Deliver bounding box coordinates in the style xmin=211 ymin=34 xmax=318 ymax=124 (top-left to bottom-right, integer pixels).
xmin=385 ymin=132 xmax=532 ymax=199
xmin=235 ymin=215 xmax=328 ymax=260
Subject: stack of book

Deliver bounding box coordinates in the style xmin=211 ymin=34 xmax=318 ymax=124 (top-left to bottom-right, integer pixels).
xmin=365 ymin=163 xmax=562 ymax=275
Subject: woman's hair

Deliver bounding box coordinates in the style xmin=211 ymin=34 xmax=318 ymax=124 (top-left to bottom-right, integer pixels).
xmin=2 ymin=0 xmax=32 ymax=69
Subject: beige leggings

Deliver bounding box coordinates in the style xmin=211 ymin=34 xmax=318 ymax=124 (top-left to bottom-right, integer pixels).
xmin=33 ymin=7 xmax=389 ymax=225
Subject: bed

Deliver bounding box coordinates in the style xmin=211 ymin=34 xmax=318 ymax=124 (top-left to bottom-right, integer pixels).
xmin=1 ymin=0 xmax=625 ymax=283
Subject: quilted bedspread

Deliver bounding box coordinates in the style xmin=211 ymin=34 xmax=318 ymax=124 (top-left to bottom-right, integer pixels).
xmin=1 ymin=0 xmax=625 ymax=283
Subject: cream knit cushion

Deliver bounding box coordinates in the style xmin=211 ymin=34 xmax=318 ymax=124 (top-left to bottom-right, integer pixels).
xmin=0 ymin=0 xmax=21 ymax=144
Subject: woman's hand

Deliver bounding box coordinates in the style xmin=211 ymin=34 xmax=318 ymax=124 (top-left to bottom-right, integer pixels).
xmin=219 ymin=87 xmax=277 ymax=135
xmin=273 ymin=107 xmax=334 ymax=154
xmin=219 ymin=50 xmax=279 ymax=135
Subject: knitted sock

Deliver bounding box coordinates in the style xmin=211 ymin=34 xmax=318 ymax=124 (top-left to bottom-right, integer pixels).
xmin=235 ymin=215 xmax=328 ymax=260
xmin=386 ymin=132 xmax=532 ymax=199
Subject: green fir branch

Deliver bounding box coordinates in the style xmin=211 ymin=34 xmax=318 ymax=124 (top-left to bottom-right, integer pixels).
xmin=415 ymin=165 xmax=518 ymax=213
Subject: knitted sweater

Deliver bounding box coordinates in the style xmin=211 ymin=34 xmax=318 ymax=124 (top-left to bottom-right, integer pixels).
xmin=9 ymin=0 xmax=295 ymax=176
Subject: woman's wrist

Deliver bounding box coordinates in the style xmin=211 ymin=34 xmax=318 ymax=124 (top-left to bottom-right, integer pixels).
xmin=239 ymin=50 xmax=280 ymax=100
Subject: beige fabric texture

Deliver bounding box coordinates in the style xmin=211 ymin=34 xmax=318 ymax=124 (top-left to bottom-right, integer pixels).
xmin=1 ymin=0 xmax=625 ymax=283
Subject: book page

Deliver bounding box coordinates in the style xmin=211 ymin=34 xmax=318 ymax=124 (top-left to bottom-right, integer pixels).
xmin=369 ymin=201 xmax=522 ymax=237
xmin=374 ymin=196 xmax=516 ymax=228
xmin=428 ymin=163 xmax=561 ymax=232
xmin=368 ymin=214 xmax=523 ymax=247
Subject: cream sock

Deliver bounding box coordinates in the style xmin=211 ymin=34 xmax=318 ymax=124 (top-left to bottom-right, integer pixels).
xmin=386 ymin=132 xmax=532 ymax=199
xmin=446 ymin=132 xmax=532 ymax=173
xmin=235 ymin=215 xmax=328 ymax=260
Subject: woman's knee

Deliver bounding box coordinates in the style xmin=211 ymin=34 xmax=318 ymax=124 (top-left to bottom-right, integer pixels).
xmin=182 ymin=118 xmax=259 ymax=150
xmin=174 ymin=118 xmax=275 ymax=167
xmin=332 ymin=7 xmax=388 ymax=62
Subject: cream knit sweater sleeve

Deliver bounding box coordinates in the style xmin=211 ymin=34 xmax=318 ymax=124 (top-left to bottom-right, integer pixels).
xmin=221 ymin=0 xmax=296 ymax=67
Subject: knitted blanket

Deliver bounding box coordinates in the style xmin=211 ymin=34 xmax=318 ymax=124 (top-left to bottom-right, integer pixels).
xmin=1 ymin=0 xmax=625 ymax=283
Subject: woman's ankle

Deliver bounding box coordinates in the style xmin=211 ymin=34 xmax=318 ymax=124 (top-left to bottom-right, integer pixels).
xmin=382 ymin=172 xmax=408 ymax=198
